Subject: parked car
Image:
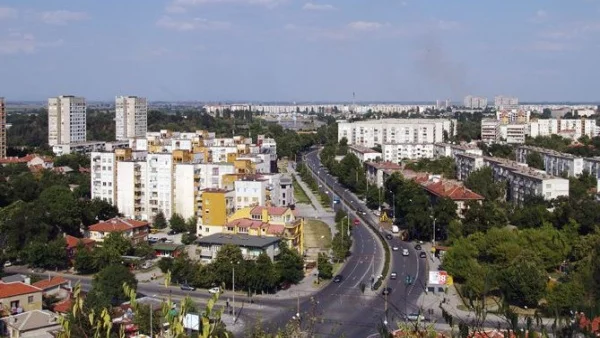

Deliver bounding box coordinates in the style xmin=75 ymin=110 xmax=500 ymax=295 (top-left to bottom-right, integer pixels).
xmin=333 ymin=275 xmax=343 ymax=283
xmin=407 ymin=313 xmax=427 ymax=322
xmin=390 ymin=272 xmax=397 ymax=280
xmin=167 ymin=230 xmax=177 ymax=235
xmin=392 ymin=246 xmax=399 ymax=251
xmin=402 ymin=249 xmax=409 ymax=256
xmin=141 ymin=261 xmax=154 ymax=269
xmin=208 ymin=287 xmax=221 ymax=294
xmin=181 ymin=284 xmax=196 ymax=291
xmin=3 ymin=261 xmax=12 ymax=267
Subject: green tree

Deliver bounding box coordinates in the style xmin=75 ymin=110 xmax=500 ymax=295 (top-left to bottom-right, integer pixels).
xmin=79 ymin=199 xmax=119 ymax=227
xmin=464 ymin=167 xmax=505 ymax=201
xmin=275 ymin=242 xmax=304 ymax=285
xmin=22 ymin=238 xmax=68 ymax=269
xmin=317 ymin=253 xmax=333 ymax=280
xmin=92 ymin=264 xmax=137 ymax=306
xmin=73 ymin=243 xmax=97 ymax=274
xmin=158 ymin=257 xmax=174 ymax=273
xmin=247 ymin=252 xmax=278 ymax=294
xmin=36 ymin=185 xmax=81 ymax=236
xmin=432 ymin=197 xmax=459 ymax=241
xmin=153 ymin=211 xmax=168 ymax=229
xmin=133 ymin=303 xmax=162 ymax=336
xmin=526 ymin=152 xmax=544 ymax=170
xmin=498 ymin=252 xmax=546 ymax=307
xmin=185 ymin=216 xmax=198 ymax=233
xmin=169 ymin=213 xmax=187 ymax=233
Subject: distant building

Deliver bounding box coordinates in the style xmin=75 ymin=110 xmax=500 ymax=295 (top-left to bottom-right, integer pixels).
xmin=494 ymin=96 xmax=519 ymax=110
xmin=499 ymin=124 xmax=527 ymax=144
xmin=463 ymin=95 xmax=487 ymax=109
xmin=516 ymin=146 xmax=583 ymax=177
xmin=338 ymin=119 xmax=456 ymax=147
xmin=48 ymin=95 xmax=86 ymax=146
xmin=115 ymin=96 xmax=147 ymax=141
xmin=0 ymin=97 xmax=5 ymax=159
xmin=365 ymin=161 xmax=403 ymax=188
xmin=433 ymin=143 xmax=482 ymax=159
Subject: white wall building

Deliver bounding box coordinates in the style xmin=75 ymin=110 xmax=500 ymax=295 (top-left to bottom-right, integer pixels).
xmin=481 ymin=119 xmax=500 ymax=144
xmin=338 ymin=119 xmax=456 ymax=147
xmin=146 ymin=153 xmax=174 ymax=220
xmin=115 ymin=96 xmax=148 ymax=141
xmin=516 ymin=146 xmax=583 ymax=177
xmin=494 ymin=96 xmax=519 ymax=110
xmin=48 ymin=95 xmax=86 ymax=146
xmin=234 ymin=178 xmax=268 ymax=210
xmin=174 ymin=163 xmax=201 ymax=219
xmin=583 ymin=157 xmax=600 ymax=190
xmin=464 ymin=95 xmax=488 ymax=109
xmin=348 ymin=145 xmax=382 ymax=163
xmin=499 ymin=124 xmax=527 ymax=144
xmin=116 ymin=159 xmax=147 ymax=221
xmin=91 ymin=152 xmax=117 ymax=205
xmin=382 ymin=143 xmax=434 ymax=162
xmin=433 ymin=143 xmax=483 ymax=159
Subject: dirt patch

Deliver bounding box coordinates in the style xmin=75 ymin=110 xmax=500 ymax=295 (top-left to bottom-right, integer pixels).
xmin=304 ymin=219 xmax=332 ymax=253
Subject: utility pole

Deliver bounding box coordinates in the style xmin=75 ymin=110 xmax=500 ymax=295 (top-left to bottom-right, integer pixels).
xmin=232 ymin=265 xmax=236 ymax=322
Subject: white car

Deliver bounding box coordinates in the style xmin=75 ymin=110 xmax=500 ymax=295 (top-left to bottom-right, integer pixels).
xmin=208 ymin=287 xmax=221 ymax=294
xmin=392 ymin=246 xmax=399 ymax=251
xmin=3 ymin=261 xmax=12 ymax=267
xmin=402 ymin=249 xmax=409 ymax=256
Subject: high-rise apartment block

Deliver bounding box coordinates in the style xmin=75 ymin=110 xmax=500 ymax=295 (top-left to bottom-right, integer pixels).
xmin=494 ymin=96 xmax=519 ymax=110
xmin=463 ymin=95 xmax=488 ymax=109
xmin=0 ymin=97 xmax=5 ymax=158
xmin=91 ymin=131 xmax=288 ymax=224
xmin=115 ymin=96 xmax=147 ymax=141
xmin=337 ymin=119 xmax=456 ymax=147
xmin=48 ymin=95 xmax=86 ymax=146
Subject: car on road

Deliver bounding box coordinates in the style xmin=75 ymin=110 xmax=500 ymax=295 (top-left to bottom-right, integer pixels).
xmin=385 ymin=234 xmax=393 ymax=240
xmin=141 ymin=261 xmax=154 ymax=269
xmin=167 ymin=230 xmax=177 ymax=235
xmin=208 ymin=287 xmax=221 ymax=294
xmin=402 ymin=249 xmax=409 ymax=256
xmin=381 ymin=287 xmax=392 ymax=295
xmin=419 ymin=252 xmax=427 ymax=258
xmin=333 ymin=275 xmax=343 ymax=283
xmin=390 ymin=272 xmax=397 ymax=280
xmin=181 ymin=284 xmax=196 ymax=291
xmin=415 ymin=244 xmax=422 ymax=251
xmin=407 ymin=313 xmax=427 ymax=322
xmin=392 ymin=246 xmax=399 ymax=251
xmin=3 ymin=261 xmax=12 ymax=267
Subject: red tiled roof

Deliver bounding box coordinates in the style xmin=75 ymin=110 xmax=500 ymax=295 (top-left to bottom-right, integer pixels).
xmin=89 ymin=218 xmax=149 ymax=232
xmin=65 ymin=235 xmax=95 ymax=249
xmin=0 ymin=282 xmax=42 ymax=298
xmin=227 ymin=218 xmax=267 ymax=229
xmin=419 ymin=180 xmax=484 ymax=201
xmin=266 ymin=224 xmax=285 ymax=235
xmin=0 ymin=154 xmax=36 ymax=164
xmin=53 ymin=298 xmax=73 ymax=313
xmin=366 ymin=161 xmax=403 ymax=170
xmin=32 ymin=276 xmax=69 ymax=290
xmin=250 ymin=206 xmax=289 ymax=216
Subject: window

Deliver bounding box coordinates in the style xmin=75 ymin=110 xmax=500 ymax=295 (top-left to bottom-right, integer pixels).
xmin=28 ymin=296 xmax=34 ymax=304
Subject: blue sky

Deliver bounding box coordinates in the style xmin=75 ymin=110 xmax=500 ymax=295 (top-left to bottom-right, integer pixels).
xmin=0 ymin=0 xmax=599 ymax=102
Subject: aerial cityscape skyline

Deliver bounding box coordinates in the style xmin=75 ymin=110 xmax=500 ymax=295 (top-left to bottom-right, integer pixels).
xmin=1 ymin=0 xmax=599 ymax=101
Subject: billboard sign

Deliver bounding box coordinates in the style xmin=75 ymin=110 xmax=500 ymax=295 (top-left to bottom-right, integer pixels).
xmin=428 ymin=270 xmax=449 ymax=285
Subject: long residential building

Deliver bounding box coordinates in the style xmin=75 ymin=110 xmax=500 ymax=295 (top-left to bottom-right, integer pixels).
xmin=454 ymin=153 xmax=569 ymax=203
xmin=382 ymin=143 xmax=434 ymax=162
xmin=516 ymin=145 xmax=583 ymax=177
xmin=115 ymin=96 xmax=147 ymax=140
xmin=91 ymin=132 xmax=287 ymax=222
xmin=48 ymin=95 xmax=86 ymax=146
xmin=583 ymin=157 xmax=600 ymax=190
xmin=0 ymin=97 xmax=5 ymax=158
xmin=337 ymin=119 xmax=456 ymax=147
xmin=463 ymin=95 xmax=487 ymax=109
xmin=433 ymin=143 xmax=482 ymax=159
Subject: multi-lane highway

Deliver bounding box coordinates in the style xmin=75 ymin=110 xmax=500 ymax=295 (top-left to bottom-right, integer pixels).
xmin=267 ymin=149 xmax=426 ymax=337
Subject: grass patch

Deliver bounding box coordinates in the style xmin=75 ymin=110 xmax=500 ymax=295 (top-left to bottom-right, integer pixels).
xmin=292 ymin=178 xmax=310 ymax=204
xmin=304 ymin=219 xmax=333 ymax=251
xmin=332 ymin=262 xmax=342 ymax=275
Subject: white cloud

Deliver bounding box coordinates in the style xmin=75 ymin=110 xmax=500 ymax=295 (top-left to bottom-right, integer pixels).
xmin=347 ymin=21 xmax=383 ymax=31
xmin=156 ymin=16 xmax=231 ymax=31
xmin=302 ymin=3 xmax=336 ymax=11
xmin=0 ymin=32 xmax=63 ymax=55
xmin=0 ymin=7 xmax=18 ymax=19
xmin=40 ymin=10 xmax=89 ymax=25
xmin=530 ymin=9 xmax=548 ymax=23
xmin=172 ymin=0 xmax=286 ymax=8
xmin=539 ymin=21 xmax=600 ymax=40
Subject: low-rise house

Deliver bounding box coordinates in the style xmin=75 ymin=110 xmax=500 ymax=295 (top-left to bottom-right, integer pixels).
xmin=65 ymin=235 xmax=95 ymax=263
xmin=86 ymin=217 xmax=150 ymax=245
xmin=196 ymin=233 xmax=281 ymax=263
xmin=152 ymin=243 xmax=185 ymax=258
xmin=0 ymin=282 xmax=43 ymax=315
xmin=348 ymin=145 xmax=382 ymax=163
xmin=0 ymin=309 xmax=61 ymax=338
xmin=1 ymin=275 xmax=30 ymax=285
xmin=32 ymin=277 xmax=71 ymax=299
xmin=414 ymin=175 xmax=484 ymax=216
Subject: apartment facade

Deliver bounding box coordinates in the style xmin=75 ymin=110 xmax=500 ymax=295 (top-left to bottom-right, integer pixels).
xmin=463 ymin=95 xmax=487 ymax=109
xmin=454 ymin=153 xmax=485 ymax=181
xmin=48 ymin=95 xmax=86 ymax=146
xmin=338 ymin=119 xmax=456 ymax=147
xmin=349 ymin=144 xmax=382 ymax=162
xmin=516 ymin=145 xmax=583 ymax=177
xmin=583 ymin=157 xmax=600 ymax=190
xmin=500 ymin=124 xmax=527 ymax=144
xmin=115 ymin=96 xmax=147 ymax=140
xmin=382 ymin=143 xmax=434 ymax=162
xmin=433 ymin=143 xmax=482 ymax=159
xmin=481 ymin=119 xmax=500 ymax=143
xmin=91 ymin=152 xmax=117 ymax=204
xmin=494 ymin=96 xmax=519 ymax=110
xmin=0 ymin=98 xmax=5 ymax=158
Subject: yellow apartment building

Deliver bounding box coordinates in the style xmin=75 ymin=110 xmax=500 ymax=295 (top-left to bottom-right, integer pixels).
xmin=198 ymin=189 xmax=235 ymax=236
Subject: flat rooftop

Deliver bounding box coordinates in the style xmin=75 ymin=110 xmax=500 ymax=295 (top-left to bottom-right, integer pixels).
xmin=196 ymin=233 xmax=280 ymax=248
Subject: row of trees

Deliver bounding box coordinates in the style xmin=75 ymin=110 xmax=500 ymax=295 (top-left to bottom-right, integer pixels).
xmin=404 ymin=157 xmax=456 ymax=179
xmin=332 ymin=210 xmax=353 ymax=262
xmin=158 ymin=243 xmax=304 ymax=295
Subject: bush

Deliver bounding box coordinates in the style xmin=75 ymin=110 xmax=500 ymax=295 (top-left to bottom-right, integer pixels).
xmin=181 ymin=233 xmax=197 ymax=245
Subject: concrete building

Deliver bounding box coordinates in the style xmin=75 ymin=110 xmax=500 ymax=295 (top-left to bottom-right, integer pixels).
xmin=433 ymin=143 xmax=483 ymax=159
xmin=365 ymin=162 xmax=403 ymax=188
xmin=583 ymin=157 xmax=600 ymax=190
xmin=197 ymin=188 xmax=236 ymax=236
xmin=382 ymin=143 xmax=434 ymax=162
xmin=454 ymin=153 xmax=485 ymax=181
xmin=48 ymin=95 xmax=86 ymax=146
xmin=497 ymin=110 xmax=530 ymax=124
xmin=234 ymin=177 xmax=269 ymax=210
xmin=338 ymin=119 xmax=456 ymax=147
xmin=499 ymin=124 xmax=527 ymax=144
xmin=516 ymin=146 xmax=583 ymax=177
xmin=463 ymin=95 xmax=487 ymax=109
xmin=481 ymin=119 xmax=500 ymax=144
xmin=0 ymin=98 xmax=5 ymax=158
xmin=348 ymin=145 xmax=382 ymax=162
xmin=494 ymin=96 xmax=519 ymax=110
xmin=91 ymin=152 xmax=117 ymax=205
xmin=115 ymin=96 xmax=147 ymax=141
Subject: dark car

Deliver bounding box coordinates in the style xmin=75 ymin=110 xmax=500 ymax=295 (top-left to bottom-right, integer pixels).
xmin=415 ymin=244 xmax=422 ymax=251
xmin=385 ymin=234 xmax=393 ymax=240
xmin=419 ymin=252 xmax=427 ymax=258
xmin=382 ymin=287 xmax=392 ymax=295
xmin=167 ymin=230 xmax=177 ymax=235
xmin=180 ymin=284 xmax=196 ymax=291
xmin=333 ymin=275 xmax=343 ymax=283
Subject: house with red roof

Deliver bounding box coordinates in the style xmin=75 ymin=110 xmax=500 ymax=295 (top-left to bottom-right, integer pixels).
xmin=415 ymin=175 xmax=484 ymax=216
xmin=32 ymin=277 xmax=71 ymax=299
xmin=0 ymin=282 xmax=43 ymax=315
xmin=86 ymin=217 xmax=150 ymax=245
xmin=64 ymin=235 xmax=95 ymax=263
